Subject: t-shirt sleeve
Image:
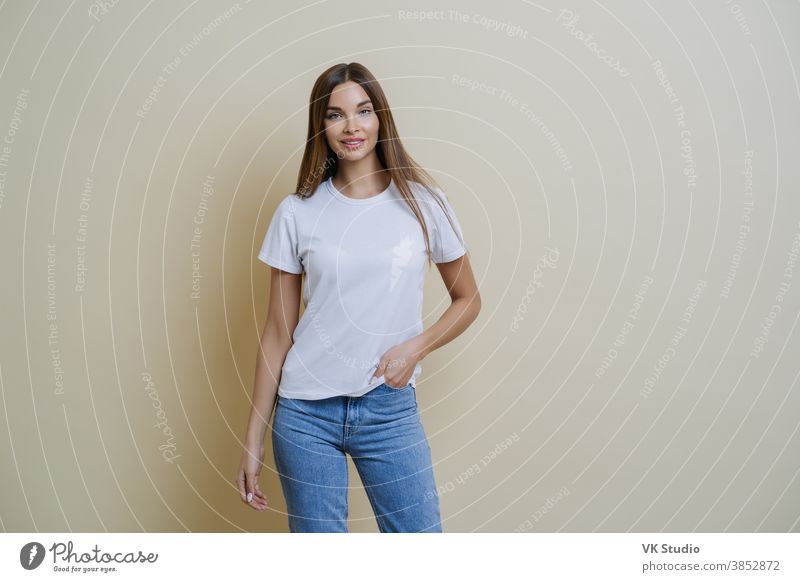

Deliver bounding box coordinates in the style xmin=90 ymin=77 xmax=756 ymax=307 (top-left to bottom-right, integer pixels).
xmin=430 ymin=188 xmax=468 ymax=263
xmin=257 ymin=195 xmax=303 ymax=274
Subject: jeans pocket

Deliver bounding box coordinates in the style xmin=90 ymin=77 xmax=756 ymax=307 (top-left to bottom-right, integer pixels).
xmin=368 ymin=383 xmax=417 ymax=418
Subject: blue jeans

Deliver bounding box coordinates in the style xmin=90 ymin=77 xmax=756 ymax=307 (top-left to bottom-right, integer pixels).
xmin=271 ymin=382 xmax=442 ymax=532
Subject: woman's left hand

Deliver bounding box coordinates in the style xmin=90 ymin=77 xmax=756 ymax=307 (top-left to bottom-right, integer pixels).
xmin=372 ymin=340 xmax=424 ymax=388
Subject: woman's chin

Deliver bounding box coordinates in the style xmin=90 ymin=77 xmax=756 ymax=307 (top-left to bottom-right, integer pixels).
xmin=340 ymin=149 xmax=370 ymax=160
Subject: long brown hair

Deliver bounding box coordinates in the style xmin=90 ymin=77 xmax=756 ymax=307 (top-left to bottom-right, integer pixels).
xmin=293 ymin=62 xmax=466 ymax=269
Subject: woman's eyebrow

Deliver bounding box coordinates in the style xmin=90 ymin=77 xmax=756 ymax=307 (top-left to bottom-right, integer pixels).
xmin=326 ymin=100 xmax=372 ymax=111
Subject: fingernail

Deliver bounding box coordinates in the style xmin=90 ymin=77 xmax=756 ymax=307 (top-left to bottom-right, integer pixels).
xmin=247 ymin=492 xmax=253 ymax=503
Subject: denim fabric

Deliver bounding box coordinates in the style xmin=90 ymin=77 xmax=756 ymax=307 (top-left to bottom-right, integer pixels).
xmin=271 ymin=382 xmax=442 ymax=533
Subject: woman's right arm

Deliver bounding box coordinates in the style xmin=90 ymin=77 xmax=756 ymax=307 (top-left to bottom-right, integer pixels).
xmin=237 ymin=267 xmax=301 ymax=510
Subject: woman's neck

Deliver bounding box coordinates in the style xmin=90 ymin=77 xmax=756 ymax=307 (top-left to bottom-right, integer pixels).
xmin=333 ymin=159 xmax=390 ymax=199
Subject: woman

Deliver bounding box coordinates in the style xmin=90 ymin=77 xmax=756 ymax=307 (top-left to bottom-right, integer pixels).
xmin=236 ymin=62 xmax=481 ymax=533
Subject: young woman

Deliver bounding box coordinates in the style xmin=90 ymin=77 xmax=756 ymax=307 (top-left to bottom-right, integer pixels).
xmin=236 ymin=62 xmax=481 ymax=533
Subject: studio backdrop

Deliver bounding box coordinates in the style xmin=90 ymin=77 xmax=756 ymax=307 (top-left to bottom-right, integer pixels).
xmin=1 ymin=0 xmax=799 ymax=532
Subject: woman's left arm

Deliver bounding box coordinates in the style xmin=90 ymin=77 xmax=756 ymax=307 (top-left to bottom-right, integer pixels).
xmin=373 ymin=254 xmax=481 ymax=386
xmin=412 ymin=254 xmax=481 ymax=359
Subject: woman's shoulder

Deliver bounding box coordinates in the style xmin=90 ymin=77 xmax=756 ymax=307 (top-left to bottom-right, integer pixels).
xmin=272 ymin=192 xmax=299 ymax=215
xmin=404 ymin=179 xmax=440 ymax=197
xmin=401 ymin=179 xmax=445 ymax=208
xmin=403 ymin=180 xmax=454 ymax=217
xmin=278 ymin=183 xmax=325 ymax=210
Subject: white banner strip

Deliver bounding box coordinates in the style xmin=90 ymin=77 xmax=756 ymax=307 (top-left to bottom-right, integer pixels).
xmin=2 ymin=533 xmax=798 ymax=580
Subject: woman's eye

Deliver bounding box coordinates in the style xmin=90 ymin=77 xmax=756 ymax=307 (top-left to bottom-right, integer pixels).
xmin=326 ymin=109 xmax=371 ymax=120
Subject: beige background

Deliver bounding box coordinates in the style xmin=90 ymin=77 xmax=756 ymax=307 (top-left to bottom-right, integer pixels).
xmin=1 ymin=0 xmax=799 ymax=532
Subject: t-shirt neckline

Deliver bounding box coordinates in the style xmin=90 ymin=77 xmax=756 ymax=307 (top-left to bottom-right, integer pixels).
xmin=325 ymin=176 xmax=395 ymax=205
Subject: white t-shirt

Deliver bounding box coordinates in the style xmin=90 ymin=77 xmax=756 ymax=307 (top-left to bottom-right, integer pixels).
xmin=257 ymin=175 xmax=468 ymax=400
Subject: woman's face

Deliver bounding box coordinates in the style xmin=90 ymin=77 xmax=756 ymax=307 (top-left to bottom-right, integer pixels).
xmin=323 ymin=81 xmax=379 ymax=162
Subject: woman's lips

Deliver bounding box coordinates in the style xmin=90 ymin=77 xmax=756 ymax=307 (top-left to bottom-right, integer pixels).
xmin=341 ymin=138 xmax=364 ymax=150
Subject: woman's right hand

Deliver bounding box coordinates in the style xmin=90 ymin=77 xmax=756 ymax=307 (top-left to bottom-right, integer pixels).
xmin=236 ymin=440 xmax=268 ymax=511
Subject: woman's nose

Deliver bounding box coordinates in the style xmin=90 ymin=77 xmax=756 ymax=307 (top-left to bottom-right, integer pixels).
xmin=345 ymin=115 xmax=359 ymax=131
